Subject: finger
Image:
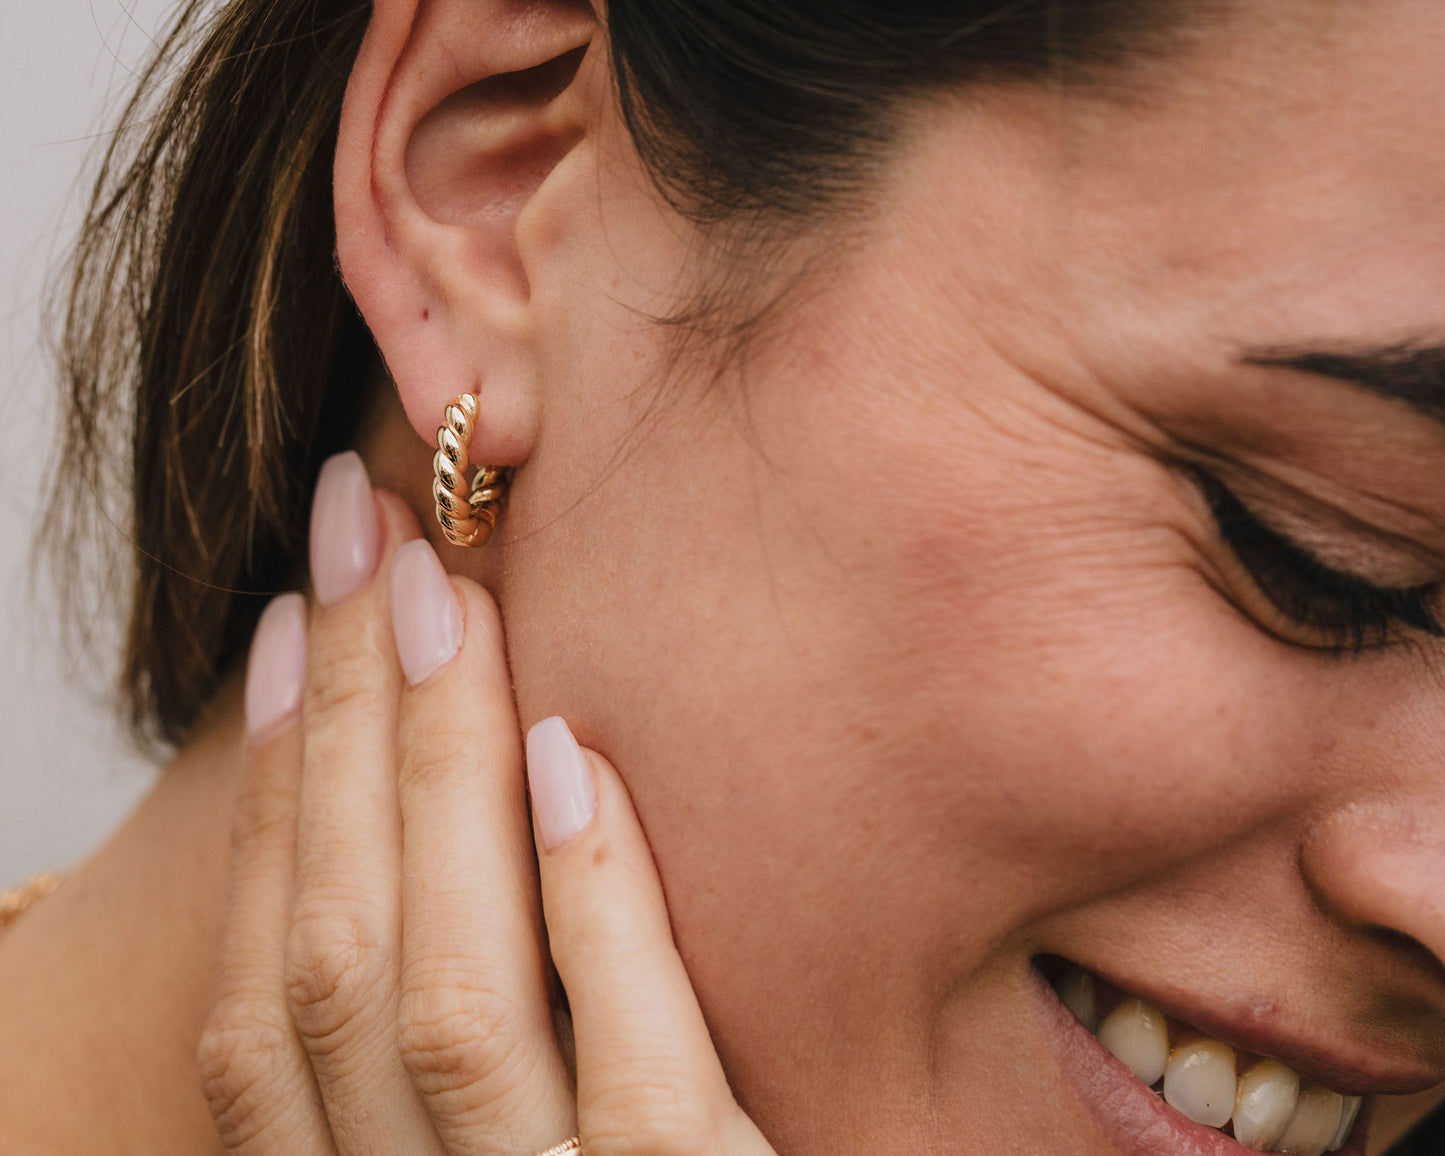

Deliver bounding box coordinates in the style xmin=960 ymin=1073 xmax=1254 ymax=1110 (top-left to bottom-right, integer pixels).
xmin=198 ymin=594 xmax=336 ymax=1154
xmin=284 ymin=454 xmax=442 ymax=1152
xmin=391 ymin=542 xmax=575 ymax=1154
xmin=527 ymin=718 xmax=776 ymax=1156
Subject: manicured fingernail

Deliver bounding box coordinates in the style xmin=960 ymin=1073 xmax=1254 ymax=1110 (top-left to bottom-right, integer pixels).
xmin=391 ymin=539 xmax=463 ymax=686
xmin=526 ymin=717 xmax=598 ymax=850
xmin=245 ymin=593 xmax=307 ymax=740
xmin=309 ymin=452 xmax=380 ymax=606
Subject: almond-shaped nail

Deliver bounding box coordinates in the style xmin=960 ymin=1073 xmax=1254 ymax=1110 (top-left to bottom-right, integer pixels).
xmin=526 ymin=717 xmax=598 ymax=850
xmin=245 ymin=594 xmax=308 ymax=740
xmin=391 ymin=539 xmax=463 ymax=686
xmin=309 ymin=452 xmax=380 ymax=607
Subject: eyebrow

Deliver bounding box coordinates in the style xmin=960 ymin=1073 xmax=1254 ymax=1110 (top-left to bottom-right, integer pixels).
xmin=1244 ymin=343 xmax=1445 ymax=426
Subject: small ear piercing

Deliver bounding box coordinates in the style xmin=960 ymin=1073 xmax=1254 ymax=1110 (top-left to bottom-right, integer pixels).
xmin=433 ymin=393 xmax=511 ymax=547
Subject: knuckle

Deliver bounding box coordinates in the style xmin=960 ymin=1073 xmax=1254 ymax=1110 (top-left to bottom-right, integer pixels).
xmin=283 ymin=906 xmax=388 ymax=1050
xmin=196 ymin=997 xmax=297 ymax=1142
xmin=395 ymin=974 xmax=539 ymax=1108
xmin=583 ymin=1067 xmax=720 ymax=1156
xmin=396 ymin=740 xmax=468 ymax=798
xmin=303 ymin=645 xmax=387 ymax=725
xmin=230 ymin=781 xmax=297 ymax=857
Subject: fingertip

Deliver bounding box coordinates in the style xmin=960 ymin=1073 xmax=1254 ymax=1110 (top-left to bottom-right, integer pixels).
xmin=391 ymin=540 xmax=464 ymax=687
xmin=244 ymin=593 xmax=308 ymax=743
xmin=309 ymin=452 xmax=380 ymax=607
xmin=527 ymin=717 xmax=599 ymax=852
xmin=373 ymin=488 xmax=426 ymax=547
xmin=449 ymin=573 xmax=505 ymax=652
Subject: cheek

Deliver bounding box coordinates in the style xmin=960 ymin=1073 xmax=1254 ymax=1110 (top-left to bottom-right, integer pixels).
xmin=538 ymin=388 xmax=1308 ymax=1035
xmin=786 ymin=424 xmax=1319 ymax=927
xmin=505 ymin=235 xmax=1365 ymax=1127
xmin=633 ymin=483 xmax=1339 ymax=1131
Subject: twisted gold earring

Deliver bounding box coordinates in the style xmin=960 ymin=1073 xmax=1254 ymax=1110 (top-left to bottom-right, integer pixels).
xmin=433 ymin=393 xmax=510 ymax=547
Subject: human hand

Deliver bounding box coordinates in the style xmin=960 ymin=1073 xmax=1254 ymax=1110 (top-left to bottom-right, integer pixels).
xmin=198 ymin=452 xmax=777 ymax=1156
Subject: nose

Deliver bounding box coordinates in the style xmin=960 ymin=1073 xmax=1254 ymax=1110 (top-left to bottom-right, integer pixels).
xmin=1299 ymin=798 xmax=1445 ymax=977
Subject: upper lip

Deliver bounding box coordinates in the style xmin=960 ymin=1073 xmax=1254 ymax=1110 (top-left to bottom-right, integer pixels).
xmin=1069 ymin=959 xmax=1445 ymax=1097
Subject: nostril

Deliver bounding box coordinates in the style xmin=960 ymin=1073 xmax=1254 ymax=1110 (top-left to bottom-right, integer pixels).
xmin=1367 ymin=927 xmax=1445 ymax=987
xmin=1299 ymin=800 xmax=1445 ymax=983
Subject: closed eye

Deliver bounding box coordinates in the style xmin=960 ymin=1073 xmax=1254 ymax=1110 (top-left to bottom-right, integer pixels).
xmin=1192 ymin=470 xmax=1445 ymax=652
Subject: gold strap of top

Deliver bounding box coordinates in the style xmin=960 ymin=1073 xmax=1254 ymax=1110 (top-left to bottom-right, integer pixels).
xmin=0 ymin=872 xmax=64 ymax=935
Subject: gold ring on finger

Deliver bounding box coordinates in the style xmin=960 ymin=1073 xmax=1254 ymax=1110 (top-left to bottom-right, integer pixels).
xmin=531 ymin=1139 xmax=581 ymax=1156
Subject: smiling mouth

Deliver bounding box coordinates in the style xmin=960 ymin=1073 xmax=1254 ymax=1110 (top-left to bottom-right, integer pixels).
xmin=1039 ymin=959 xmax=1364 ymax=1155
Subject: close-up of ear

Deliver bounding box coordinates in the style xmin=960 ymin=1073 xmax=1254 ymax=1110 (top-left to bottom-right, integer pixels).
xmin=335 ymin=0 xmax=600 ymax=465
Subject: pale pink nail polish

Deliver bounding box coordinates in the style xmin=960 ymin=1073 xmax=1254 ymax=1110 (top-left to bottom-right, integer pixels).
xmin=391 ymin=540 xmax=463 ymax=687
xmin=245 ymin=594 xmax=308 ymax=740
xmin=527 ymin=717 xmax=598 ymax=850
xmin=309 ymin=452 xmax=381 ymax=607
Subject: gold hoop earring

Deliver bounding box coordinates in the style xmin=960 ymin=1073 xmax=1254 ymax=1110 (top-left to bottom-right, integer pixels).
xmin=433 ymin=393 xmax=510 ymax=547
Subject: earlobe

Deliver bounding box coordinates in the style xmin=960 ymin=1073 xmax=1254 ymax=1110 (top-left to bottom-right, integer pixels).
xmin=335 ymin=0 xmax=598 ymax=466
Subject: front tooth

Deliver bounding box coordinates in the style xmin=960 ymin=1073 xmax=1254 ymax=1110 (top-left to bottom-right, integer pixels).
xmin=1274 ymin=1085 xmax=1345 ymax=1156
xmin=1328 ymin=1096 xmax=1362 ymax=1151
xmin=1163 ymin=1039 xmax=1236 ymax=1129
xmin=1097 ymin=999 xmax=1169 ymax=1085
xmin=1055 ymin=967 xmax=1099 ymax=1032
xmin=1232 ymin=1060 xmax=1300 ymax=1150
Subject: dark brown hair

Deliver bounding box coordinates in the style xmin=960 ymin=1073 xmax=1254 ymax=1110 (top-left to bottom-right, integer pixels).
xmin=52 ymin=0 xmax=1187 ymax=748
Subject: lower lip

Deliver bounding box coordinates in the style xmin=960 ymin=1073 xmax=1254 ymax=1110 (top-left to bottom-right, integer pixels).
xmin=1028 ymin=965 xmax=1368 ymax=1156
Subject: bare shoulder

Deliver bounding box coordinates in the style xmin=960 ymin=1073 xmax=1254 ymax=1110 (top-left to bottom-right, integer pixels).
xmin=0 ymin=703 xmax=243 ymax=1154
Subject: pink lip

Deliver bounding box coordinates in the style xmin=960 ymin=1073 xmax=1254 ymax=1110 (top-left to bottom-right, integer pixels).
xmin=1030 ymin=967 xmax=1368 ymax=1156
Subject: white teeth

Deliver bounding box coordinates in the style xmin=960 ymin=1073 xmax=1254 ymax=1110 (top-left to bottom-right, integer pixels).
xmin=1328 ymin=1095 xmax=1362 ymax=1151
xmin=1097 ymin=999 xmax=1169 ymax=1086
xmin=1062 ymin=965 xmax=1363 ymax=1153
xmin=1232 ymin=1059 xmax=1301 ymax=1151
xmin=1163 ymin=1040 xmax=1237 ymax=1129
xmin=1055 ymin=966 xmax=1100 ymax=1032
xmin=1274 ymin=1085 xmax=1346 ymax=1156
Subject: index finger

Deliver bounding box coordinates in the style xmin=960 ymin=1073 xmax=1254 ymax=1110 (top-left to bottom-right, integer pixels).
xmin=525 ymin=718 xmax=776 ymax=1156
xmin=390 ymin=546 xmax=575 ymax=1152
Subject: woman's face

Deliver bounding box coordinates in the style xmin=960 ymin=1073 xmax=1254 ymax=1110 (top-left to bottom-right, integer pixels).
xmin=495 ymin=4 xmax=1445 ymax=1152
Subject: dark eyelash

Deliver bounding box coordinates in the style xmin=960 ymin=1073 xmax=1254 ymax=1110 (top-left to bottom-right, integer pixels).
xmin=1193 ymin=471 xmax=1445 ymax=651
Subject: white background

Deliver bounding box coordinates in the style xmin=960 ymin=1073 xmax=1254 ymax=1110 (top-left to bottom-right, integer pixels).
xmin=0 ymin=0 xmax=179 ymax=883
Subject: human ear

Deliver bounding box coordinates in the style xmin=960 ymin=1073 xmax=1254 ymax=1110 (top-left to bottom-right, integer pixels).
xmin=335 ymin=0 xmax=599 ymax=466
